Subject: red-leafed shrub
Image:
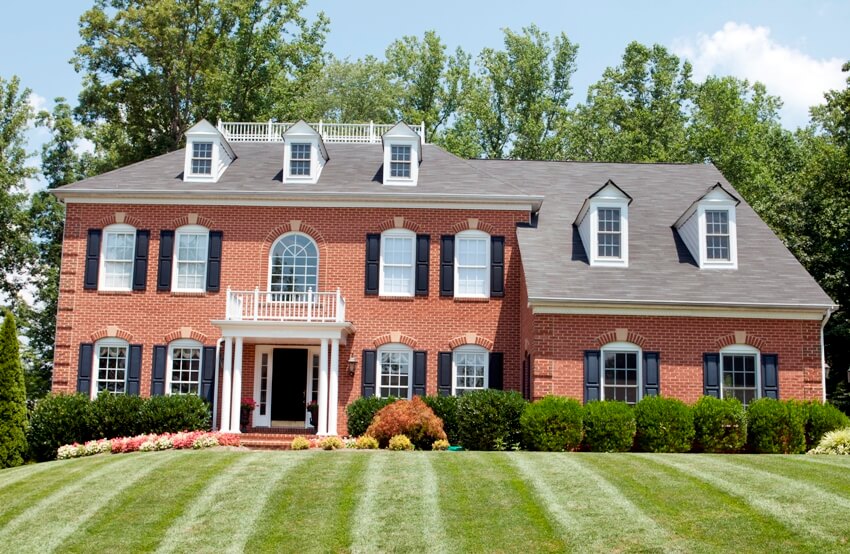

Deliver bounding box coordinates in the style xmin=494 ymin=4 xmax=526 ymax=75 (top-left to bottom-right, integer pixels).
xmin=366 ymin=397 xmax=447 ymax=449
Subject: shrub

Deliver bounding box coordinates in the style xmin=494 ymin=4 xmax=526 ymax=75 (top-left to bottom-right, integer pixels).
xmin=808 ymin=427 xmax=850 ymax=455
xmin=746 ymin=398 xmax=806 ymax=454
xmin=456 ymin=389 xmax=526 ymax=451
xmin=0 ymin=311 xmax=28 ymax=468
xmin=290 ymin=436 xmax=311 ymax=450
xmin=27 ymin=393 xmax=95 ymax=461
xmin=802 ymin=401 xmax=850 ymax=449
xmin=346 ymin=396 xmax=396 ymax=437
xmin=432 ymin=439 xmax=450 ymax=451
xmin=388 ymin=434 xmax=414 ymax=451
xmin=355 ymin=435 xmax=379 ymax=449
xmin=91 ymin=393 xmax=146 ymax=439
xmin=366 ymin=397 xmax=447 ymax=449
xmin=422 ymin=395 xmax=460 ymax=444
xmin=520 ymin=396 xmax=583 ymax=452
xmin=141 ymin=395 xmax=211 ymax=434
xmin=320 ymin=436 xmax=344 ymax=450
xmin=582 ymin=401 xmax=636 ymax=452
xmin=692 ymin=396 xmax=747 ymax=453
xmin=634 ymin=396 xmax=694 ymax=453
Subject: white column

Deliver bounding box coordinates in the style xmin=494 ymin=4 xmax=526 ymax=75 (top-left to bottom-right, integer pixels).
xmin=317 ymin=338 xmax=329 ymax=435
xmin=220 ymin=337 xmax=233 ymax=433
xmin=328 ymin=339 xmax=340 ymax=435
xmin=229 ymin=337 xmax=244 ymax=434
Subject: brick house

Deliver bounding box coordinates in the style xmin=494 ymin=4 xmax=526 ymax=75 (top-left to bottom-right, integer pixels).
xmin=51 ymin=120 xmax=835 ymax=436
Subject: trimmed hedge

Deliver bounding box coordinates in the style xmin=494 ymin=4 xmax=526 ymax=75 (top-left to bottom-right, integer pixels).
xmin=142 ymin=395 xmax=211 ymax=435
xmin=634 ymin=396 xmax=694 ymax=453
xmin=346 ymin=396 xmax=395 ymax=437
xmin=27 ymin=394 xmax=95 ymax=462
xmin=582 ymin=401 xmax=636 ymax=452
xmin=456 ymin=389 xmax=527 ymax=451
xmin=802 ymin=401 xmax=850 ymax=449
xmin=91 ymin=393 xmax=146 ymax=439
xmin=692 ymin=396 xmax=747 ymax=453
xmin=746 ymin=398 xmax=806 ymax=454
xmin=422 ymin=395 xmax=459 ymax=444
xmin=520 ymin=396 xmax=583 ymax=451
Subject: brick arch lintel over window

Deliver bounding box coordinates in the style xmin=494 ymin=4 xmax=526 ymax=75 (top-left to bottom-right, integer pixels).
xmin=90 ymin=326 xmax=134 ymax=342
xmin=372 ymin=331 xmax=418 ymax=349
xmin=163 ymin=327 xmax=209 ymax=344
xmin=448 ymin=333 xmax=494 ymax=351
xmin=450 ymin=218 xmax=496 ymax=235
xmin=96 ymin=212 xmax=143 ymax=229
xmin=714 ymin=331 xmax=767 ymax=351
xmin=592 ymin=328 xmax=648 ymax=349
xmin=171 ymin=213 xmax=217 ymax=230
xmin=376 ymin=216 xmax=424 ymax=233
xmin=262 ymin=220 xmax=326 ymax=247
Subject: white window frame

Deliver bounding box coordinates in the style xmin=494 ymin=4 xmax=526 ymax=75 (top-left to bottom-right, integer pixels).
xmin=452 ymin=345 xmax=489 ymax=395
xmin=166 ymin=339 xmax=203 ymax=396
xmin=382 ymin=140 xmax=419 ymax=186
xmin=288 ymin=142 xmax=312 ymax=177
xmin=377 ymin=344 xmax=413 ymax=399
xmin=92 ymin=338 xmax=130 ymax=399
xmin=189 ymin=141 xmax=214 ymax=176
xmin=379 ymin=229 xmax=416 ymax=297
xmin=600 ymin=342 xmax=642 ymax=404
xmin=268 ymin=232 xmax=320 ymax=298
xmin=697 ymin=203 xmax=738 ymax=269
xmin=99 ymin=223 xmax=136 ymax=291
xmin=590 ymin=202 xmax=629 ymax=267
xmin=454 ymin=230 xmax=491 ymax=298
xmin=172 ymin=225 xmax=209 ymax=293
xmin=719 ymin=345 xmax=760 ymax=406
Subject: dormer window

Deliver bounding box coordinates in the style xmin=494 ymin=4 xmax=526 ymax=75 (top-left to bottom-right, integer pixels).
xmin=191 ymin=142 xmax=213 ymax=175
xmin=574 ymin=180 xmax=632 ymax=267
xmin=390 ymin=145 xmax=412 ymax=178
xmin=705 ymin=210 xmax=730 ymax=261
xmin=382 ymin=122 xmax=422 ymax=186
xmin=289 ymin=143 xmax=311 ymax=176
xmin=674 ymin=183 xmax=740 ymax=269
xmin=183 ymin=119 xmax=235 ymax=183
xmin=597 ymin=208 xmax=622 ymax=258
xmin=282 ymin=121 xmax=327 ymax=185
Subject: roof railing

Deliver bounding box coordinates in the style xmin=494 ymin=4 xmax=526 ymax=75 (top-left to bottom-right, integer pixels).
xmin=217 ymin=120 xmax=426 ymax=144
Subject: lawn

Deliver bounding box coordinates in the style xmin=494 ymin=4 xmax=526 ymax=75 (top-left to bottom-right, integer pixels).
xmin=1 ymin=450 xmax=849 ymax=553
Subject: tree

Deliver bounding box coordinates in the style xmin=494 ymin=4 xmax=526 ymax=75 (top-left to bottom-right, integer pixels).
xmin=305 ymin=56 xmax=398 ymax=123
xmin=0 ymin=310 xmax=27 ymax=468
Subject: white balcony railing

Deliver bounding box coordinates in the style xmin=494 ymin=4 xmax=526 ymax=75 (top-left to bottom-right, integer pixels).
xmin=217 ymin=120 xmax=426 ymax=144
xmin=226 ymin=287 xmax=346 ymax=323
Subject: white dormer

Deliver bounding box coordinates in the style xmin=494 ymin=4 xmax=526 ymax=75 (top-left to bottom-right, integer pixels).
xmin=574 ymin=180 xmax=632 ymax=267
xmin=183 ymin=119 xmax=235 ymax=183
xmin=381 ymin=122 xmax=422 ymax=186
xmin=282 ymin=121 xmax=328 ymax=185
xmin=675 ymin=183 xmax=741 ymax=269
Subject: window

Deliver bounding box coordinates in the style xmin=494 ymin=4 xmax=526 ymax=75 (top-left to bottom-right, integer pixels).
xmin=721 ymin=346 xmax=759 ymax=406
xmin=94 ymin=339 xmax=128 ymax=396
xmin=455 ymin=231 xmax=490 ymax=297
xmin=100 ymin=224 xmax=135 ymax=290
xmin=191 ymin=142 xmax=213 ymax=175
xmin=289 ymin=143 xmax=311 ymax=176
xmin=167 ymin=340 xmax=202 ymax=395
xmin=453 ymin=346 xmax=488 ymax=395
xmin=705 ymin=210 xmax=730 ymax=261
xmin=378 ymin=345 xmax=412 ymax=398
xmin=601 ymin=343 xmax=641 ymax=404
xmin=380 ymin=230 xmax=415 ymax=296
xmin=597 ymin=208 xmax=621 ymax=258
xmin=390 ymin=145 xmax=411 ymax=178
xmin=173 ymin=226 xmax=209 ymax=292
xmin=269 ymin=233 xmax=318 ymax=299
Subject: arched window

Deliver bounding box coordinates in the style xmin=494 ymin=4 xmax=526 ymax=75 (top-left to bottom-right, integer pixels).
xmin=377 ymin=343 xmax=413 ymax=398
xmin=269 ymin=233 xmax=319 ymax=298
xmin=167 ymin=339 xmax=202 ymax=395
xmin=453 ymin=345 xmax=489 ymax=395
xmin=93 ymin=338 xmax=129 ymax=397
xmin=601 ymin=342 xmax=642 ymax=404
xmin=173 ymin=224 xmax=209 ymax=292
xmin=720 ymin=345 xmax=760 ymax=406
xmin=455 ymin=230 xmax=490 ymax=298
xmin=100 ymin=224 xmax=136 ymax=291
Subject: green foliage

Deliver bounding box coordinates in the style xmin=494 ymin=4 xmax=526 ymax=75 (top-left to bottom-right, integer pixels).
xmin=692 ymin=396 xmax=747 ymax=453
xmin=519 ymin=396 xmax=583 ymax=452
xmin=582 ymin=401 xmax=636 ymax=452
xmin=746 ymin=398 xmax=807 ymax=454
xmin=141 ymin=395 xmax=211 ymax=434
xmin=355 ymin=435 xmax=379 ymax=449
xmin=91 ymin=393 xmax=146 ymax=439
xmin=365 ymin=397 xmax=446 ymax=450
xmin=290 ymin=436 xmax=310 ymax=450
xmin=320 ymin=436 xmax=344 ymax=450
xmin=456 ymin=389 xmax=526 ymax=451
xmin=388 ymin=434 xmax=414 ymax=451
xmin=802 ymin=401 xmax=850 ymax=449
xmin=422 ymin=395 xmax=460 ymax=444
xmin=346 ymin=396 xmax=395 ymax=437
xmin=27 ymin=393 xmax=94 ymax=462
xmin=634 ymin=396 xmax=695 ymax=453
xmin=0 ymin=312 xmax=28 ymax=467
xmin=807 ymin=427 xmax=850 ymax=455
xmin=431 ymin=439 xmax=450 ymax=451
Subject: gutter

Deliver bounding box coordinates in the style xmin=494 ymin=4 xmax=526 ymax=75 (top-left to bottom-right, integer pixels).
xmin=528 ymin=296 xmax=837 ymax=312
xmin=821 ymin=307 xmax=834 ymax=403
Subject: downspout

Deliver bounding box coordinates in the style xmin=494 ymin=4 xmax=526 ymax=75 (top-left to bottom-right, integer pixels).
xmin=821 ymin=307 xmax=834 ymax=404
xmin=213 ymin=338 xmax=225 ymax=430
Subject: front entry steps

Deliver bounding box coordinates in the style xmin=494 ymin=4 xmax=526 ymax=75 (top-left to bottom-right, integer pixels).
xmin=241 ymin=430 xmax=318 ymax=450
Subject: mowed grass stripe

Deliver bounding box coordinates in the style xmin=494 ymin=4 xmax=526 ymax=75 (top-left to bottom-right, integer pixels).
xmin=0 ymin=452 xmax=173 ymax=552
xmin=59 ymin=450 xmax=240 ymax=553
xmin=795 ymin=454 xmax=850 ymax=470
xmin=246 ymin=451 xmax=364 ymax=552
xmin=511 ymin=452 xmax=677 ymax=552
xmin=432 ymin=452 xmax=566 ymax=553
xmin=723 ymin=455 xmax=850 ymax=498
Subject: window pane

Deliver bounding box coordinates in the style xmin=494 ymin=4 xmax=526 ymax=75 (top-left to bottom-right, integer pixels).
xmin=705 ymin=210 xmax=730 ymax=260
xmin=379 ymin=350 xmax=411 ymax=398
xmin=270 ymin=234 xmax=318 ymax=294
xmin=602 ymin=349 xmax=638 ymax=405
xmin=455 ymin=351 xmax=487 ymax=394
xmin=722 ymin=354 xmax=757 ymax=406
xmin=97 ymin=344 xmax=128 ymax=395
xmin=191 ymin=142 xmax=213 ymax=175
xmin=170 ymin=346 xmax=201 ymax=395
xmin=175 ymin=232 xmax=208 ymax=290
xmin=381 ymin=234 xmax=413 ymax=294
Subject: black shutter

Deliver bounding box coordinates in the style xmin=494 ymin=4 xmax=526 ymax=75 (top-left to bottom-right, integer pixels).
xmin=489 ymin=352 xmax=504 ymax=390
xmin=413 ymin=350 xmax=427 ymax=396
xmin=132 ymin=230 xmax=150 ymax=291
xmin=157 ymin=230 xmax=175 ymax=291
xmin=127 ymin=344 xmax=143 ymax=395
xmin=584 ymin=350 xmax=601 ymax=402
xmin=761 ymin=354 xmax=779 ymax=399
xmin=365 ymin=234 xmax=380 ymax=295
xmin=362 ymin=349 xmax=377 ymax=397
xmin=415 ymin=234 xmax=430 ymax=296
xmin=77 ymin=343 xmax=94 ymax=393
xmin=206 ymin=231 xmax=223 ymax=292
xmin=151 ymin=345 xmax=167 ymax=395
xmin=490 ymin=236 xmax=505 ymax=297
xmin=642 ymin=352 xmax=660 ymax=397
xmin=440 ymin=235 xmax=454 ymax=296
xmin=703 ymin=353 xmax=721 ymax=398
xmin=83 ymin=230 xmax=101 ymax=290
xmin=437 ymin=352 xmax=452 ymax=396
xmin=201 ymin=346 xmax=216 ymax=403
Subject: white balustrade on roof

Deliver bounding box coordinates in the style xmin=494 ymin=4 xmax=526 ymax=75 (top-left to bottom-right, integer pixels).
xmin=217 ymin=120 xmax=425 ymax=144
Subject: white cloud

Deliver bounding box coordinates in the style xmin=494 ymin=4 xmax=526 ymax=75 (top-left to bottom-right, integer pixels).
xmin=673 ymin=22 xmax=846 ymax=127
xmin=27 ymin=92 xmax=48 ymax=114
xmin=75 ymin=137 xmax=95 ymax=156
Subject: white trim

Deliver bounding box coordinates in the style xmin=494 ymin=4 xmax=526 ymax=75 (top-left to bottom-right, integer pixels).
xmin=599 ymin=341 xmax=642 ymax=403
xmin=172 ymin=224 xmax=209 ymax=293
xmin=212 ymin=319 xmax=353 ymax=340
xmin=166 ymin=339 xmax=203 ymax=396
xmin=377 ymin=343 xmax=413 ymax=399
xmin=454 ymin=230 xmax=491 ymax=298
xmin=698 ymin=204 xmax=738 ymax=269
xmin=99 ymin=224 xmax=136 ymax=291
xmin=252 ymin=346 xmax=273 ymax=428
xmin=530 ymin=299 xmax=832 ymax=320
xmin=718 ymin=344 xmax=761 ymax=404
xmin=379 ymin=229 xmax=416 ymax=297
xmin=268 ymin=232 xmax=319 ymax=295
xmin=92 ymin=337 xmax=130 ymax=399
xmin=589 ymin=202 xmax=629 ymax=267
xmin=452 ymin=344 xmax=489 ymax=395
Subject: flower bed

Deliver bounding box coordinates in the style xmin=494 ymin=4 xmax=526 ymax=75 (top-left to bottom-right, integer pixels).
xmin=57 ymin=431 xmax=240 ymax=460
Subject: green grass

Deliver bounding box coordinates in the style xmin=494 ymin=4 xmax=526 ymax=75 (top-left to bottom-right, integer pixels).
xmin=2 ymin=451 xmax=849 ymax=553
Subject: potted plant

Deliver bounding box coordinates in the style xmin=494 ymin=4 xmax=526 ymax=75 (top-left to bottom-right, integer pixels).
xmin=307 ymin=400 xmax=319 ymax=427
xmin=240 ymin=397 xmax=257 ymax=432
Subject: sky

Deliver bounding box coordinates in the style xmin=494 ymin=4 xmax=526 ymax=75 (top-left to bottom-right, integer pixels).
xmin=1 ymin=0 xmax=848 ymax=192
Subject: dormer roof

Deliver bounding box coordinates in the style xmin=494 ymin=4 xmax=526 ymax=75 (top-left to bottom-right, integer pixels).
xmin=381 ymin=122 xmax=423 ymax=162
xmin=674 ymin=183 xmax=740 ymax=229
xmin=574 ymin=179 xmax=633 ymax=226
xmin=282 ymin=120 xmax=328 ymax=161
xmin=185 ymin=119 xmax=236 ymax=160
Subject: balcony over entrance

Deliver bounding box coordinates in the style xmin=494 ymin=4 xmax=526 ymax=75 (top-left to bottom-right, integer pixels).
xmin=225 ymin=288 xmax=345 ymax=323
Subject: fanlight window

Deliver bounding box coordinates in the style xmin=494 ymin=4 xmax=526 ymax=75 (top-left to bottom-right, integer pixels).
xmin=269 ymin=233 xmax=318 ymax=300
